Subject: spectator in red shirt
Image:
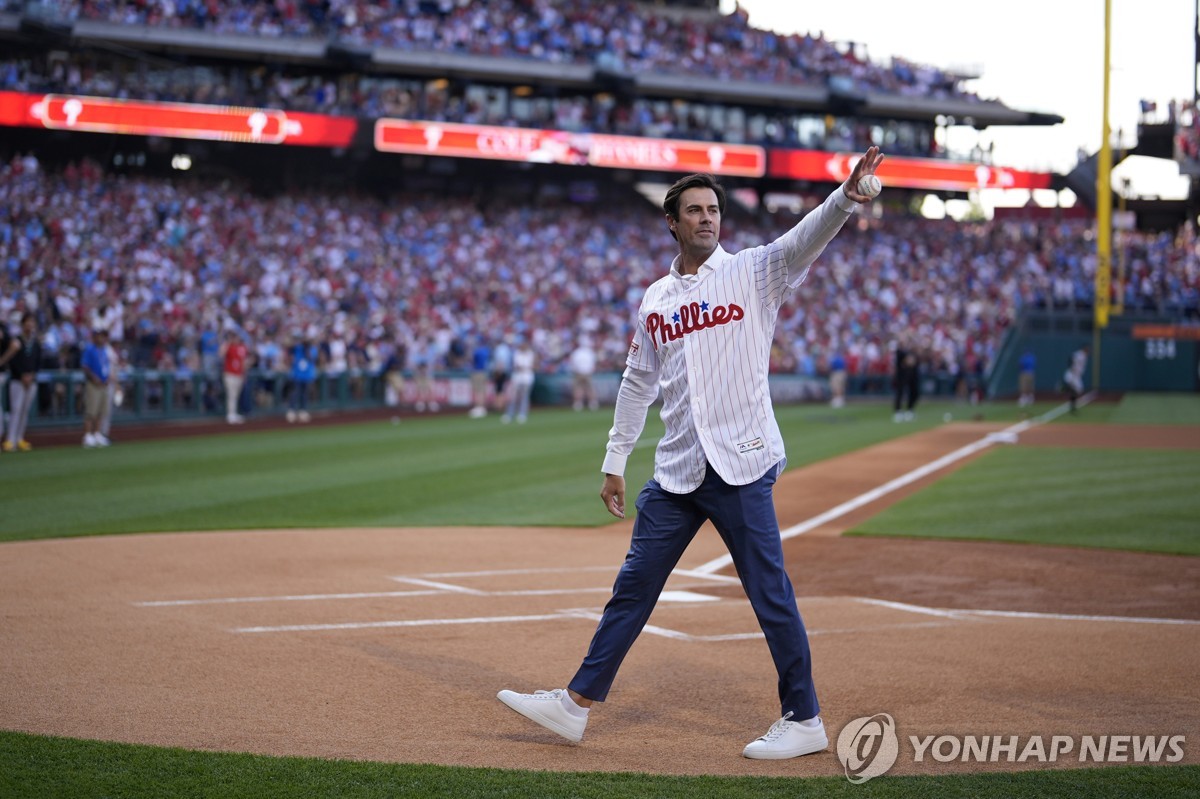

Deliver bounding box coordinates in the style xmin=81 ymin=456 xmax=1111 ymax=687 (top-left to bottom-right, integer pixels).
xmin=220 ymin=329 xmax=249 ymax=425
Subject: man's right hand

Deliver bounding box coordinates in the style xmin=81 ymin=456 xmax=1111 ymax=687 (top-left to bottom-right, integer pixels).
xmin=600 ymin=474 xmax=626 ymax=519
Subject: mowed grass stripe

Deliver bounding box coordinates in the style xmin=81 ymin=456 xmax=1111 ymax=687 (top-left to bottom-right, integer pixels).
xmin=849 ymin=446 xmax=1200 ymax=555
xmin=1108 ymin=393 xmax=1200 ymax=426
xmin=2 ymin=410 xmax=662 ymax=539
xmin=2 ymin=731 xmax=1197 ymax=799
xmin=5 ymin=400 xmax=1071 ymax=542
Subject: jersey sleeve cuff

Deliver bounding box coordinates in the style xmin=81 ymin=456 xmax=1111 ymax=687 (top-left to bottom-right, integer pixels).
xmin=601 ymin=451 xmax=628 ymax=477
xmin=834 ymin=185 xmax=859 ymax=213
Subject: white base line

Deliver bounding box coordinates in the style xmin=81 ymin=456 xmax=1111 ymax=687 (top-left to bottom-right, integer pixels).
xmin=691 ymin=397 xmax=1094 ymax=576
xmin=421 ymin=566 xmax=616 ymax=579
xmin=854 ymin=596 xmax=1200 ymax=626
xmin=390 ymin=577 xmax=487 ymax=595
xmin=137 ymin=583 xmax=736 ymax=608
xmin=671 ymin=569 xmax=742 ymax=585
xmin=136 ymin=590 xmax=442 ymax=607
xmin=238 ymin=608 xmax=955 ymax=641
xmin=853 ymin=597 xmax=969 ymax=619
xmin=234 ymin=613 xmax=569 ymax=634
xmin=956 ymin=608 xmax=1200 ymax=626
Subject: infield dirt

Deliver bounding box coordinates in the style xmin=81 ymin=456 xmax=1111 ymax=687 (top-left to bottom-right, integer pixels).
xmin=1 ymin=422 xmax=1197 ymax=778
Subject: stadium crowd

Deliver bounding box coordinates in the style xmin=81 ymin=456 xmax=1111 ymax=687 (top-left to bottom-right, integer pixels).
xmin=3 ymin=154 xmax=1197 ymax=402
xmin=1171 ymin=98 xmax=1200 ymax=166
xmin=4 ymin=0 xmax=982 ymax=100
xmin=0 ymin=53 xmax=935 ymax=154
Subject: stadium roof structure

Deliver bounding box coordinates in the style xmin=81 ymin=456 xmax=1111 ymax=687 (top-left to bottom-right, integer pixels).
xmin=1 ymin=10 xmax=1062 ymax=131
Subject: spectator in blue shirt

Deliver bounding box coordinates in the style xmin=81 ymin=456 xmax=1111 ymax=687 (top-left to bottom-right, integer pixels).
xmin=469 ymin=335 xmax=492 ymax=418
xmin=286 ymin=333 xmax=318 ymax=423
xmin=1018 ymin=350 xmax=1036 ymax=408
xmin=81 ymin=328 xmax=112 ymax=447
xmin=829 ymin=352 xmax=847 ymax=409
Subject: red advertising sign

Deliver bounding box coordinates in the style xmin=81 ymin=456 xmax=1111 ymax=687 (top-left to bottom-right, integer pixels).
xmin=769 ymin=149 xmax=1053 ymax=191
xmin=0 ymin=91 xmax=357 ymax=148
xmin=375 ymin=119 xmax=766 ymax=177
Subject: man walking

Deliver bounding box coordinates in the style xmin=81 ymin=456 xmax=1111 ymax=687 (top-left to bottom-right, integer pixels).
xmin=498 ymin=147 xmax=884 ymax=758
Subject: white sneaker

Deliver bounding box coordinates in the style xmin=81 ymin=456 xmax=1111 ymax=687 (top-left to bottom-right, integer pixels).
xmin=83 ymin=433 xmax=97 ymax=448
xmin=298 ymin=411 xmax=311 ymax=423
xmin=286 ymin=410 xmax=297 ymax=423
xmin=497 ymin=688 xmax=587 ymax=743
xmin=95 ymin=433 xmax=111 ymax=447
xmin=742 ymin=713 xmax=828 ymax=760
xmin=468 ymin=406 xmax=487 ymax=419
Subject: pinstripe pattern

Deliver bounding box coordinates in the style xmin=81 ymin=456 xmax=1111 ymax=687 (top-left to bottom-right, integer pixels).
xmin=603 ymin=187 xmax=859 ymax=493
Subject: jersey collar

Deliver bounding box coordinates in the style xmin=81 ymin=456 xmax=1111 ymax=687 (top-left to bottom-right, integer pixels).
xmin=669 ymin=244 xmax=730 ymax=281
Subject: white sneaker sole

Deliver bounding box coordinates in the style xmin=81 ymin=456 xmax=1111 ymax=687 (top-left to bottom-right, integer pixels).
xmin=496 ymin=691 xmax=584 ymax=743
xmin=743 ymin=732 xmax=828 ymax=760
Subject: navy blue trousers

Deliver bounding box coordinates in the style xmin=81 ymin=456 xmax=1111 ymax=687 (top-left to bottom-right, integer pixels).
xmin=569 ymin=462 xmax=819 ymax=720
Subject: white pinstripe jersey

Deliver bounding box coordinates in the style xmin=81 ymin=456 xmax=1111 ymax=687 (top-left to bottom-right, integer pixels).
xmin=602 ymin=187 xmax=858 ymax=493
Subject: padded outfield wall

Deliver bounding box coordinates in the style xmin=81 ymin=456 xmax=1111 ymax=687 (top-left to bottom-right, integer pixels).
xmin=989 ymin=310 xmax=1200 ymax=397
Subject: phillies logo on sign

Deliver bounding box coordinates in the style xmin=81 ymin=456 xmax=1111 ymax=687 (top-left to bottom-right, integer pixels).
xmin=646 ymin=300 xmax=744 ymax=350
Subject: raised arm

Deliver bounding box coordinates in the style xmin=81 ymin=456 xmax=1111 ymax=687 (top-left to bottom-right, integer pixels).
xmin=758 ymin=146 xmax=884 ymax=304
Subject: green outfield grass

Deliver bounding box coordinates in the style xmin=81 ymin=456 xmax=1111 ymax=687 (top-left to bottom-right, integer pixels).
xmin=3 ymin=399 xmax=1044 ymax=543
xmin=2 ymin=731 xmax=1196 ymax=799
xmin=847 ymin=446 xmax=1200 ymax=555
xmin=1107 ymin=392 xmax=1200 ymax=425
xmin=1052 ymin=391 xmax=1200 ymax=425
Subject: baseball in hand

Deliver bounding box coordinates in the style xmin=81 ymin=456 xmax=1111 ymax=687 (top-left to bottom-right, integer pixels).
xmin=857 ymin=174 xmax=882 ymax=198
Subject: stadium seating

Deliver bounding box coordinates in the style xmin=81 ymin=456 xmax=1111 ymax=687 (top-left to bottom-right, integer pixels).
xmin=2 ymin=156 xmax=1194 ymax=388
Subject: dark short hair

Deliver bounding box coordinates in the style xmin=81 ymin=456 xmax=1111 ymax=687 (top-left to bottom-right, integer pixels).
xmin=662 ymin=173 xmax=726 ymax=240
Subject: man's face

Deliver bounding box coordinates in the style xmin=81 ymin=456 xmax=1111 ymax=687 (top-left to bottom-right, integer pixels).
xmin=670 ymin=187 xmax=721 ymax=254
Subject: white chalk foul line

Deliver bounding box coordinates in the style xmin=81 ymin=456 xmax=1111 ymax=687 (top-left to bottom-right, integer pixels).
xmin=420 ymin=566 xmax=616 ymax=579
xmin=233 ymin=612 xmax=570 ymax=634
xmin=135 ymin=590 xmax=442 ymax=607
xmin=245 ymin=606 xmax=949 ymax=642
xmin=389 ymin=576 xmax=488 ymax=595
xmin=953 ymin=608 xmax=1200 ymax=626
xmin=691 ymin=399 xmax=1092 ymax=576
xmin=671 ymin=569 xmax=742 ymax=585
xmin=854 ymin=597 xmax=1200 ymax=626
xmin=139 ymin=583 xmax=748 ymax=608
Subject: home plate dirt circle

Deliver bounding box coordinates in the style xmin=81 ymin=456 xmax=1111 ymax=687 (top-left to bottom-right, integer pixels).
xmin=1 ymin=423 xmax=1197 ymax=778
